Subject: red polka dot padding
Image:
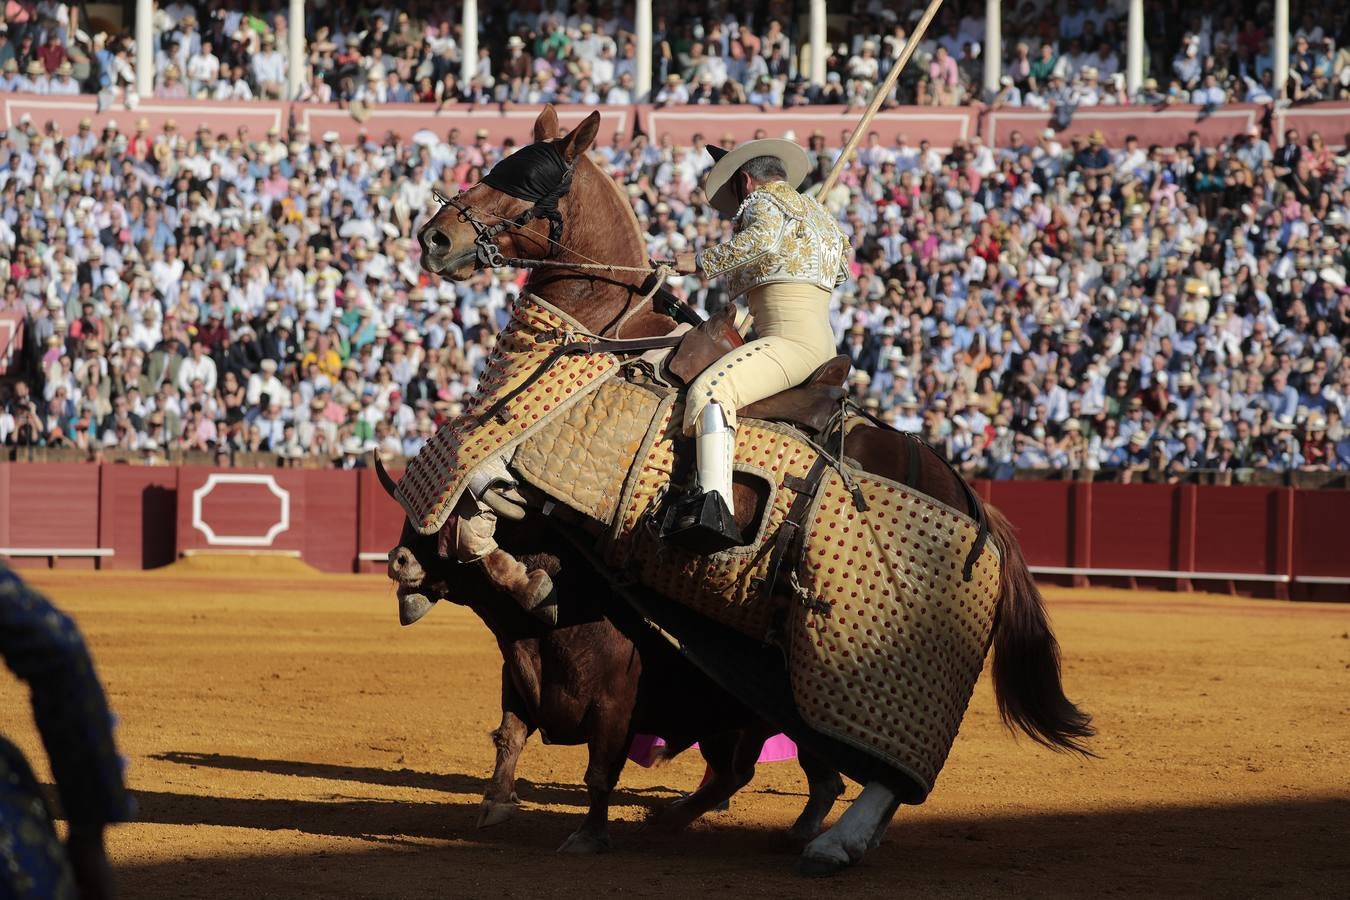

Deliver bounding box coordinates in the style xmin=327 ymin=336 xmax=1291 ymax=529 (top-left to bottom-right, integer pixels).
xmin=789 ymin=468 xmax=1001 ymax=798
xmin=396 ymin=297 xmax=619 ymax=535
xmin=608 ymin=403 xmax=1000 ymax=798
xmin=608 ymin=406 xmax=827 ymax=639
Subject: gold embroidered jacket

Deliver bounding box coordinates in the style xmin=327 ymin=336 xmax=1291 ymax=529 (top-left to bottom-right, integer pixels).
xmin=700 ymin=180 xmax=853 ymax=300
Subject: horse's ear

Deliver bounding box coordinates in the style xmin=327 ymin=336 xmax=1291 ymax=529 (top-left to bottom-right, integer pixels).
xmin=533 ymin=105 xmax=560 ymax=142
xmin=558 ymin=110 xmax=601 ymax=164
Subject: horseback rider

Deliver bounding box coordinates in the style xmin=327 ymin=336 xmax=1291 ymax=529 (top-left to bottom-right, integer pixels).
xmin=666 ymin=139 xmax=853 ymax=552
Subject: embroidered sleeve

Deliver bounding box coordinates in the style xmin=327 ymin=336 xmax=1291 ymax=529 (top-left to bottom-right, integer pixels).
xmin=835 ymin=231 xmax=853 ymax=286
xmin=700 ymin=191 xmax=786 ymax=279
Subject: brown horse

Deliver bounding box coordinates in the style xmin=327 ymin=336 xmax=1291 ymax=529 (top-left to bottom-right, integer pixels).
xmin=385 ymin=514 xmax=845 ymax=853
xmin=406 ymin=105 xmax=1092 ymax=874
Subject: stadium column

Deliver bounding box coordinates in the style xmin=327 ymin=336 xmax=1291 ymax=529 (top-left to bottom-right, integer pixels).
xmin=809 ymin=0 xmax=827 ymax=87
xmin=134 ymin=0 xmax=153 ymax=97
xmin=462 ymin=0 xmax=479 ymax=87
xmin=1126 ymin=0 xmax=1143 ymax=94
xmin=1274 ymin=0 xmax=1289 ymax=99
xmin=636 ymin=0 xmax=652 ymax=100
xmin=982 ymin=0 xmax=1001 ymax=99
xmin=288 ymin=0 xmax=304 ymax=100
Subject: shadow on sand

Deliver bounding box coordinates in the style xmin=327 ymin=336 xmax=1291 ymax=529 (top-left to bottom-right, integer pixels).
xmin=151 ymin=750 xmax=686 ymax=811
xmin=117 ymin=750 xmax=1350 ymax=899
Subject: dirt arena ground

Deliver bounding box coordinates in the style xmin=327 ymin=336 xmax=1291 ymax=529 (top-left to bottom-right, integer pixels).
xmin=5 ymin=558 xmax=1347 ymax=899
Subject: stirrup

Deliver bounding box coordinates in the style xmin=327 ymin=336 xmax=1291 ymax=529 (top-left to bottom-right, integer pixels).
xmin=661 ymin=489 xmax=743 ymax=555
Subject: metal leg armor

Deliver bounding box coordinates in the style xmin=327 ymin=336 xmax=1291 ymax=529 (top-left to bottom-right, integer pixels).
xmin=662 ymin=403 xmax=743 ymax=554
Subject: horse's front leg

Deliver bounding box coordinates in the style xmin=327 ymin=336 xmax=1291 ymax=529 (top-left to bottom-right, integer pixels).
xmin=445 ymin=500 xmax=557 ymax=622
xmin=787 ymin=749 xmax=846 ymax=843
xmin=646 ymin=727 xmax=767 ymax=832
xmin=798 ymin=781 xmax=898 ymax=877
xmin=479 ymin=664 xmax=534 ymax=828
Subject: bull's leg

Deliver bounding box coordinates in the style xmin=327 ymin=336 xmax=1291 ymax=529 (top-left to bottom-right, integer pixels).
xmin=647 ymin=725 xmax=770 ymax=832
xmin=798 ymin=781 xmax=897 ymax=877
xmin=787 ymin=750 xmax=845 ymax=843
xmin=557 ymin=715 xmax=631 ymax=854
xmin=479 ymin=665 xmax=534 ymax=828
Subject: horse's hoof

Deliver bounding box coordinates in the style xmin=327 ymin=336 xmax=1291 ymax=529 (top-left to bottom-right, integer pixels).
xmin=787 ymin=820 xmax=822 ymax=844
xmin=797 ymin=852 xmax=851 ymax=878
xmin=476 ymin=799 xmax=518 ymax=829
xmin=644 ymin=802 xmax=692 ymax=833
xmin=532 ymin=597 xmax=559 ymax=627
xmin=557 ymin=830 xmax=611 ymax=854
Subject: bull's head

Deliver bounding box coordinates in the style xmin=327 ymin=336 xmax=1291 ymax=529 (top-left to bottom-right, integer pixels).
xmin=377 ymin=457 xmax=447 ymax=626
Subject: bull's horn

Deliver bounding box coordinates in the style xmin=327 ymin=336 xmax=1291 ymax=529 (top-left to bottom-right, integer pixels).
xmin=399 ymin=592 xmax=437 ymax=626
xmin=374 ymin=454 xmax=400 ymax=499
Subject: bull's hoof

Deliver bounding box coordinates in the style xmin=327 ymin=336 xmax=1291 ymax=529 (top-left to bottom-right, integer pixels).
xmin=557 ymin=829 xmax=610 ymax=854
xmin=525 ymin=570 xmax=555 ymax=607
xmin=531 ymin=592 xmax=560 ymax=627
xmin=797 ymin=851 xmax=851 ymax=878
xmin=476 ymin=798 xmax=518 ymax=829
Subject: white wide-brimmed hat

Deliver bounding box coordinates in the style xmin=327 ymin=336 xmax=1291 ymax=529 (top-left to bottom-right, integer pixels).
xmin=703 ymin=139 xmax=811 ymax=217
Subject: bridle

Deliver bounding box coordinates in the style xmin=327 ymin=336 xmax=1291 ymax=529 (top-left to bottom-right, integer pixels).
xmin=430 ymin=162 xmax=574 ymax=270
xmin=426 ymin=158 xmax=704 ymax=334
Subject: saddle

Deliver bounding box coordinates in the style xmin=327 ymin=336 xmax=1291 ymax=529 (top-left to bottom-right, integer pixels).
xmin=665 ymin=306 xmax=850 ymax=436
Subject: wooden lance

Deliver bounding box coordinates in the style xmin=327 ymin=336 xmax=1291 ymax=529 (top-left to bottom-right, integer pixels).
xmin=817 ymin=0 xmax=947 ymax=199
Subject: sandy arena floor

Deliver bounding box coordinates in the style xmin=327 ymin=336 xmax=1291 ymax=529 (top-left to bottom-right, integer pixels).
xmin=4 ymin=558 xmax=1347 ymax=899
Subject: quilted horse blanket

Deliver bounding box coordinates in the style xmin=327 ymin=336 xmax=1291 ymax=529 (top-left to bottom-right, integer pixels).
xmin=397 ymin=295 xmax=1002 ymax=799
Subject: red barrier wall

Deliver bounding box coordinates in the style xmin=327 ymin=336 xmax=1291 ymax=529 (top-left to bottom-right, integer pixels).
xmin=0 ymin=463 xmax=101 ymax=569
xmin=356 ymin=468 xmax=409 ymax=575
xmin=984 ymin=480 xmax=1075 ymax=568
xmin=1 ymin=464 xmax=1345 ymax=598
xmin=99 ymin=465 xmax=179 ymax=570
xmin=171 ymin=467 xmax=359 ymax=572
xmin=1193 ymin=486 xmax=1280 ymax=576
xmin=5 ymin=94 xmax=1345 ymax=151
xmin=1291 ymin=490 xmax=1350 ymax=579
xmin=1088 ymin=482 xmax=1179 ymax=571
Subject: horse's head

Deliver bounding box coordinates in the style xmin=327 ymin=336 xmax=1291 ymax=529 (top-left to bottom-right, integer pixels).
xmin=417 ymin=106 xmax=602 ymax=280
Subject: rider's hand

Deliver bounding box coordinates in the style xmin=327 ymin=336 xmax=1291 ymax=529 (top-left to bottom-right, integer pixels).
xmin=673 ymin=250 xmax=698 ymax=274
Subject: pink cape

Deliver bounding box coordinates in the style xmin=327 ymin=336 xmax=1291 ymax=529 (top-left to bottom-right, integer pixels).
xmin=626 ymin=733 xmax=798 ymax=768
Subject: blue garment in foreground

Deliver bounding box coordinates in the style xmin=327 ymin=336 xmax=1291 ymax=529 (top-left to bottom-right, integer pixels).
xmin=0 ymin=566 xmax=134 ymax=899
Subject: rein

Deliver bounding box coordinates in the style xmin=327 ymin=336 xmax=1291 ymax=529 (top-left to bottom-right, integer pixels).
xmin=432 ymin=186 xmax=678 ymax=276
xmin=429 ymin=180 xmax=703 ymax=332
xmin=430 ymin=150 xmax=707 ymax=425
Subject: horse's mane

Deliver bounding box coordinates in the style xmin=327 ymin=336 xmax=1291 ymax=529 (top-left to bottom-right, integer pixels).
xmin=506 ymin=117 xmax=675 ymax=340
xmin=581 ymin=150 xmax=648 ymax=264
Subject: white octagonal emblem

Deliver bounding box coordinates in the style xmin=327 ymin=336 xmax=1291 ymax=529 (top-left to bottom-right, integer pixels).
xmin=192 ymin=474 xmax=292 ymax=547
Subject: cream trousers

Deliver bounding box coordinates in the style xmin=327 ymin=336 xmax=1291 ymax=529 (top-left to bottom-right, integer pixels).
xmin=683 ymin=282 xmax=837 ymax=435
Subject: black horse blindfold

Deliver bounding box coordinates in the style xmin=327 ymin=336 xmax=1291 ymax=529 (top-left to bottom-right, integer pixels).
xmin=481 ymin=142 xmax=573 ymax=203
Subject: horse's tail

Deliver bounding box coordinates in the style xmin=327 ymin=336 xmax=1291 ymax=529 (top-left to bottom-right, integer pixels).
xmin=986 ymin=503 xmax=1095 ymax=756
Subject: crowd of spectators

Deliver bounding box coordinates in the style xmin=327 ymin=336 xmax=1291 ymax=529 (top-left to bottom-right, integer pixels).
xmin=0 ymin=5 xmax=1349 ymax=476
xmin=1 ymin=2 xmax=1348 ymax=111
xmin=0 ymin=104 xmax=1347 ymax=478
